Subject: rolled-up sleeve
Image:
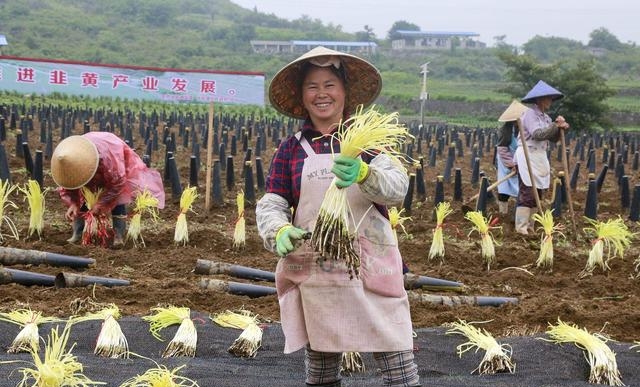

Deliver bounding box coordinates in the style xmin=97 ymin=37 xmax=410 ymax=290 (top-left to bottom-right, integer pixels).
xmin=359 ymin=154 xmax=408 ymax=205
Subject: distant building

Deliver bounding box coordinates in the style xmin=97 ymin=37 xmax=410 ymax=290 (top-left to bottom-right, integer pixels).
xmin=250 ymin=40 xmax=377 ymax=55
xmin=391 ymin=30 xmax=485 ymax=50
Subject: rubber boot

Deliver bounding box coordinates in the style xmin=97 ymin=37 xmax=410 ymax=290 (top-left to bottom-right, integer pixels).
xmin=514 ymin=206 xmax=531 ymax=235
xmin=497 ymin=200 xmax=509 ymax=215
xmin=66 ymin=218 xmax=85 ymax=243
xmin=112 ymin=215 xmax=126 ymax=248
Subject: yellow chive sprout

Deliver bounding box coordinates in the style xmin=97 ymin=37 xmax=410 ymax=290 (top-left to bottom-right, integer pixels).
xmin=465 ymin=211 xmax=500 ymax=270
xmin=68 ymin=304 xmax=129 ymax=359
xmin=532 ymin=209 xmax=565 ymax=270
xmin=311 ymin=105 xmax=412 ymax=279
xmin=0 ymin=309 xmax=60 ymax=353
xmin=233 ymin=190 xmax=246 ymax=249
xmin=389 ymin=206 xmax=411 ymax=243
xmin=174 ymin=187 xmax=198 ymax=246
xmin=142 ymin=306 xmax=197 ymax=358
xmin=445 ymin=320 xmax=515 ymax=375
xmin=80 ymin=187 xmax=107 ymax=245
xmin=228 ymin=322 xmax=263 ymax=358
xmin=20 ymin=179 xmax=48 ymax=239
xmin=126 ymin=189 xmax=159 ymax=247
xmin=13 ymin=324 xmax=105 ymax=386
xmin=0 ymin=179 xmax=19 ymax=241
xmin=429 ymin=201 xmax=453 ymax=261
xmin=341 ymin=351 xmax=366 ymax=374
xmin=118 ymin=364 xmax=199 ymax=387
xmin=581 ymin=217 xmax=634 ymax=278
xmin=545 ymin=319 xmax=623 ymax=386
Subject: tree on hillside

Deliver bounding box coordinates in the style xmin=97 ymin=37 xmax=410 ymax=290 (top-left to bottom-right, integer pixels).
xmin=387 ymin=20 xmax=420 ymax=40
xmin=498 ymin=52 xmax=614 ymax=130
xmin=588 ymin=27 xmax=624 ymax=51
xmin=522 ymin=36 xmax=584 ymax=62
xmin=355 ymin=25 xmax=375 ymax=42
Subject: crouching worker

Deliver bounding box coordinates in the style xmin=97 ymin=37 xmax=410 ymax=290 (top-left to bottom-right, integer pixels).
xmin=51 ymin=132 xmax=165 ymax=247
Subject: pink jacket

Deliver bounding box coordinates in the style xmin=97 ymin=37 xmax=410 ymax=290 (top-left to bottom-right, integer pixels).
xmin=58 ymin=132 xmax=165 ymax=212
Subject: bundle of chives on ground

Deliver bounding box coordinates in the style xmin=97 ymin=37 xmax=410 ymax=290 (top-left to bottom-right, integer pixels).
xmin=429 ymin=201 xmax=453 ymax=261
xmin=545 ymin=319 xmax=623 ymax=386
xmin=341 ymin=351 xmax=366 ymax=374
xmin=174 ymin=186 xmax=198 ymax=246
xmin=233 ymin=190 xmax=246 ymax=249
xmin=228 ymin=322 xmax=263 ymax=358
xmin=388 ymin=206 xmax=411 ymax=243
xmin=68 ymin=304 xmax=129 ymax=359
xmin=581 ymin=217 xmax=634 ymax=278
xmin=81 ymin=186 xmax=109 ymax=246
xmin=19 ymin=179 xmax=47 ymax=239
xmin=532 ymin=209 xmax=565 ymax=270
xmin=119 ymin=364 xmax=199 ymax=387
xmin=211 ymin=309 xmax=263 ymax=357
xmin=9 ymin=324 xmax=105 ymax=387
xmin=126 ymin=189 xmax=159 ymax=247
xmin=0 ymin=179 xmax=19 ymax=241
xmin=0 ymin=309 xmax=60 ymax=353
xmin=143 ymin=306 xmax=197 ymax=358
xmin=311 ymin=105 xmax=411 ymax=279
xmin=445 ymin=320 xmax=515 ymax=375
xmin=465 ymin=211 xmax=499 ymax=270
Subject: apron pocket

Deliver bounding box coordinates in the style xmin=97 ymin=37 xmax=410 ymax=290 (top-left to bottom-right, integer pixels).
xmin=357 ymin=235 xmax=406 ymax=298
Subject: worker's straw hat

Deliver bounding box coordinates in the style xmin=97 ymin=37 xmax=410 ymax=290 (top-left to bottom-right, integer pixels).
xmin=51 ymin=135 xmax=99 ymax=189
xmin=521 ymin=80 xmax=564 ymax=103
xmin=498 ymin=100 xmax=528 ymax=122
xmin=269 ymin=46 xmax=382 ymax=119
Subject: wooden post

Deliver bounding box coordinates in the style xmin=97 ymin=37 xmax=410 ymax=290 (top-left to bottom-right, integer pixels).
xmin=205 ymin=102 xmax=214 ymax=212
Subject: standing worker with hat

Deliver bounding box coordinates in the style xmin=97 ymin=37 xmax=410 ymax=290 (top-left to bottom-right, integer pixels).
xmin=256 ymin=46 xmax=421 ymax=387
xmin=514 ymin=80 xmax=570 ymax=234
xmin=51 ymin=132 xmax=165 ymax=247
xmin=495 ymin=100 xmax=528 ymax=216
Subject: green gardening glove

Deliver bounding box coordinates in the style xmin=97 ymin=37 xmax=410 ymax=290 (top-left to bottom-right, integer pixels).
xmin=275 ymin=224 xmax=309 ymax=256
xmin=332 ymin=155 xmax=370 ymax=189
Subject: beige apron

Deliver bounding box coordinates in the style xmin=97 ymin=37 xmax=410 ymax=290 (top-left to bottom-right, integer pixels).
xmin=515 ymin=144 xmax=551 ymax=189
xmin=276 ymin=133 xmax=413 ymax=354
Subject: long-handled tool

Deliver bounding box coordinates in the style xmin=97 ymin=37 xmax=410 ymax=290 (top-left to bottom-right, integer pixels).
xmin=516 ymin=118 xmax=543 ymax=215
xmin=559 ymin=128 xmax=577 ymax=234
xmin=461 ymin=170 xmax=517 ymax=213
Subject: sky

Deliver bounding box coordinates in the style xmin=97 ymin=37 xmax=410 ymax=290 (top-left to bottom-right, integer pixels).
xmin=230 ymin=0 xmax=638 ymax=47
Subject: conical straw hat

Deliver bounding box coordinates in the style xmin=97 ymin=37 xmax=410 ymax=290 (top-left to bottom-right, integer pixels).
xmin=498 ymin=100 xmax=528 ymax=122
xmin=521 ymin=80 xmax=564 ymax=103
xmin=268 ymin=46 xmax=382 ymax=119
xmin=51 ymin=135 xmax=99 ymax=189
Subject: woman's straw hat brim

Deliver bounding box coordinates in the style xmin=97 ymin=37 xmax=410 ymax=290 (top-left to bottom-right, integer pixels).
xmin=498 ymin=100 xmax=529 ymax=122
xmin=51 ymin=135 xmax=99 ymax=189
xmin=268 ymin=46 xmax=382 ymax=119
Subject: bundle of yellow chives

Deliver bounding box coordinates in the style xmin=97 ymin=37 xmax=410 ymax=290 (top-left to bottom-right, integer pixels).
xmin=81 ymin=186 xmax=107 ymax=246
xmin=532 ymin=209 xmax=565 ymax=270
xmin=341 ymin=351 xmax=366 ymax=374
xmin=465 ymin=211 xmax=500 ymax=270
xmin=119 ymin=364 xmax=199 ymax=387
xmin=445 ymin=320 xmax=515 ymax=375
xmin=211 ymin=309 xmax=263 ymax=357
xmin=311 ymin=105 xmax=411 ymax=279
xmin=0 ymin=179 xmax=19 ymax=241
xmin=581 ymin=217 xmax=634 ymax=278
xmin=174 ymin=187 xmax=198 ymax=246
xmin=19 ymin=179 xmax=47 ymax=238
xmin=545 ymin=319 xmax=623 ymax=386
xmin=389 ymin=206 xmax=411 ymax=243
xmin=233 ymin=190 xmax=246 ymax=249
xmin=0 ymin=308 xmax=60 ymax=353
xmin=142 ymin=306 xmax=197 ymax=358
xmin=126 ymin=189 xmax=160 ymax=247
xmin=68 ymin=304 xmax=129 ymax=359
xmin=11 ymin=324 xmax=105 ymax=386
xmin=429 ymin=201 xmax=453 ymax=261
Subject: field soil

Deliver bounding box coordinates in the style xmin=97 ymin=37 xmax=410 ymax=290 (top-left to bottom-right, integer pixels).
xmin=1 ymin=114 xmax=640 ymax=346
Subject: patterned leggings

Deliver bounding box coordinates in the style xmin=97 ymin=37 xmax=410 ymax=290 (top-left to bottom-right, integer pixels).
xmin=305 ymin=345 xmax=420 ymax=386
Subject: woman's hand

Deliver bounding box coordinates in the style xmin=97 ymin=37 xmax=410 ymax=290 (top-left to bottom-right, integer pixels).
xmin=65 ymin=204 xmax=80 ymax=221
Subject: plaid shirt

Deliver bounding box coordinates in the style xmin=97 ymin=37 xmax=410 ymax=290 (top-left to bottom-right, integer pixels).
xmin=265 ymin=119 xmax=378 ymax=212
